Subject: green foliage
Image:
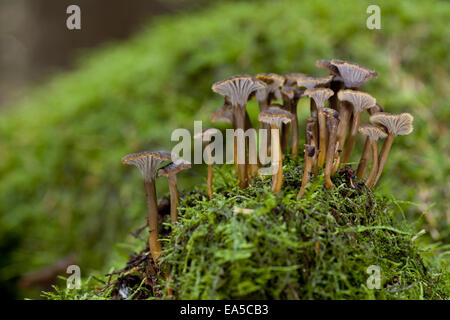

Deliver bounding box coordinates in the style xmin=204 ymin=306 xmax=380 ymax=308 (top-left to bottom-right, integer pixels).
xmin=0 ymin=0 xmax=448 ymax=298
xmin=46 ymin=159 xmax=450 ymax=299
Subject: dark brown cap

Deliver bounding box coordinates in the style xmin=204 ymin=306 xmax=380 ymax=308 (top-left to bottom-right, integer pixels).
xmin=158 ymin=159 xmax=191 ymax=177
xmin=211 ymin=102 xmax=233 ymax=124
xmin=297 ymin=76 xmax=333 ymax=90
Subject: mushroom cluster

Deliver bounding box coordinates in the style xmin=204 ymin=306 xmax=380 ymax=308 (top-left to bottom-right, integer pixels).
xmin=121 ymin=59 xmax=413 ymax=270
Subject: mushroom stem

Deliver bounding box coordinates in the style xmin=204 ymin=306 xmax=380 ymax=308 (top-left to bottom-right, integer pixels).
xmin=356 ymin=137 xmax=371 ymax=179
xmin=291 ymin=112 xmax=299 ymax=156
xmin=271 ymin=125 xmax=283 ymax=194
xmin=365 ymin=140 xmax=379 ymax=189
xmin=207 ymin=164 xmax=213 ymax=199
xmin=317 ymin=112 xmax=327 ymax=168
xmin=372 ymin=133 xmax=395 ymax=188
xmin=281 ymin=122 xmax=291 ymax=152
xmin=234 ymin=106 xmax=248 ymax=189
xmin=144 ymin=180 xmax=162 ymax=262
xmin=297 ymin=146 xmax=315 ymax=200
xmin=341 ymin=111 xmax=361 ymax=163
xmin=167 ymin=175 xmax=179 ymax=224
xmin=324 ymin=120 xmax=339 ymax=189
xmin=334 ymin=101 xmax=351 ymax=168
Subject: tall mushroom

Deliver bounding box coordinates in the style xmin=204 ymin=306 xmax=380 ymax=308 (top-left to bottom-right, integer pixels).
xmin=121 ymin=150 xmax=173 ymax=262
xmin=356 ymin=103 xmax=384 ymax=178
xmin=157 ymin=159 xmax=191 ymax=223
xmin=321 ymin=108 xmax=340 ymax=189
xmin=303 ymin=88 xmax=334 ymax=168
xmin=212 ymin=75 xmax=265 ymax=189
xmin=281 ymin=86 xmax=303 ymax=156
xmin=357 ymin=125 xmax=387 ymax=189
xmin=194 ymin=128 xmax=220 ymax=199
xmin=258 ymin=106 xmax=294 ymax=194
xmin=315 ymin=59 xmax=344 ymax=110
xmin=369 ymin=112 xmax=414 ymax=188
xmin=329 ymin=59 xmax=378 ymax=90
xmin=337 ymin=90 xmax=376 ymax=164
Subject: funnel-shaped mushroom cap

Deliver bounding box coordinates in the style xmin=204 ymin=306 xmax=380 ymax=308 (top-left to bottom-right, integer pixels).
xmin=337 ymin=89 xmax=376 ymax=113
xmin=368 ymin=103 xmax=384 ymax=115
xmin=283 ymin=73 xmax=307 ymax=86
xmin=122 ymin=151 xmax=173 ymax=182
xmin=212 ymin=75 xmax=265 ymax=107
xmin=158 ymin=158 xmax=191 ymax=177
xmin=258 ymin=106 xmax=294 ymax=128
xmin=358 ymin=124 xmax=388 ymax=141
xmin=330 ymin=60 xmax=377 ymax=88
xmin=211 ymin=103 xmax=233 ymax=124
xmin=370 ymin=112 xmax=414 ymax=136
xmin=321 ymin=107 xmax=339 ymax=119
xmin=281 ymin=86 xmax=302 ymax=100
xmin=255 ymin=73 xmax=285 ymax=101
xmin=304 ymin=88 xmax=334 ymax=108
xmin=297 ymin=76 xmax=333 ymax=90
xmin=194 ymin=128 xmax=220 ymax=141
xmin=315 ymin=59 xmax=341 ymax=77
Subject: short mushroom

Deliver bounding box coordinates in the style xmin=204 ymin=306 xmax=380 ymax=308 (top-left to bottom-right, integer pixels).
xmin=303 ymin=88 xmax=334 ymax=168
xmin=296 ymin=144 xmax=316 ymax=200
xmin=281 ymin=86 xmax=303 ymax=156
xmin=357 ymin=124 xmax=387 ymax=189
xmin=356 ymin=103 xmax=384 ymax=178
xmin=194 ymin=128 xmax=220 ymax=199
xmin=297 ymin=76 xmax=333 ymax=118
xmin=121 ymin=150 xmax=173 ymax=262
xmin=369 ymin=112 xmax=414 ymax=188
xmin=321 ymin=108 xmax=340 ymax=189
xmin=337 ymin=89 xmax=376 ymax=163
xmin=258 ymin=106 xmax=294 ymax=194
xmin=157 ymin=159 xmax=191 ymax=223
xmin=212 ymin=75 xmax=265 ymax=189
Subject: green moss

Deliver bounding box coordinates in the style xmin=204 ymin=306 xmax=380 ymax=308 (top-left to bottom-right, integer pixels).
xmin=45 ymin=157 xmax=449 ymax=300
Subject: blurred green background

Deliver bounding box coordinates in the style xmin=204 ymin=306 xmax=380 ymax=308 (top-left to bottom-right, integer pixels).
xmin=0 ymin=0 xmax=448 ymax=299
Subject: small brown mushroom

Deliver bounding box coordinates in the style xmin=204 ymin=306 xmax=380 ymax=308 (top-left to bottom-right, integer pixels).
xmin=297 ymin=76 xmax=333 ymax=118
xmin=283 ymin=73 xmax=307 ymax=86
xmin=337 ymin=90 xmax=376 ymax=163
xmin=212 ymin=75 xmax=265 ymax=189
xmin=321 ymin=108 xmax=340 ymax=189
xmin=281 ymin=86 xmax=303 ymax=156
xmin=122 ymin=150 xmax=173 ymax=262
xmin=329 ymin=59 xmax=377 ymax=89
xmin=303 ymin=88 xmax=334 ymax=168
xmin=370 ymin=112 xmax=414 ymax=187
xmin=357 ymin=125 xmax=387 ymax=189
xmin=157 ymin=159 xmax=191 ymax=223
xmin=258 ymin=106 xmax=294 ymax=194
xmin=194 ymin=128 xmax=220 ymax=199
xmin=296 ymin=144 xmax=316 ymax=200
xmin=356 ymin=103 xmax=385 ymax=178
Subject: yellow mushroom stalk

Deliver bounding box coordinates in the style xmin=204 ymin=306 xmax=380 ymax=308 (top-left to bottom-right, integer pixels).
xmin=322 ymin=108 xmax=340 ymax=189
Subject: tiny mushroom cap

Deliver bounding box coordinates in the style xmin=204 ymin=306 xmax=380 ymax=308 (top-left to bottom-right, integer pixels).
xmin=158 ymin=158 xmax=191 ymax=178
xmin=337 ymin=89 xmax=376 ymax=113
xmin=255 ymin=73 xmax=285 ymax=101
xmin=258 ymin=106 xmax=295 ymax=127
xmin=315 ymin=59 xmax=341 ymax=78
xmin=212 ymin=75 xmax=265 ymax=107
xmin=304 ymin=88 xmax=334 ymax=108
xmin=321 ymin=107 xmax=339 ymax=120
xmin=122 ymin=151 xmax=173 ymax=183
xmin=358 ymin=124 xmax=388 ymax=140
xmin=211 ymin=102 xmax=233 ymax=124
xmin=297 ymin=75 xmax=333 ymax=90
xmin=281 ymin=86 xmax=302 ymax=100
xmin=370 ymin=112 xmax=414 ymax=136
xmin=194 ymin=127 xmax=221 ymax=141
xmin=330 ymin=59 xmax=377 ymax=88
xmin=283 ymin=73 xmax=307 ymax=86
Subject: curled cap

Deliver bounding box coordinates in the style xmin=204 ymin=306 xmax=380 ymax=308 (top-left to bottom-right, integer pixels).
xmin=258 ymin=105 xmax=294 ymax=128
xmin=211 ymin=102 xmax=233 ymax=124
xmin=283 ymin=73 xmax=307 ymax=86
xmin=158 ymin=158 xmax=191 ymax=177
xmin=304 ymin=88 xmax=334 ymax=108
xmin=122 ymin=151 xmax=173 ymax=183
xmin=255 ymin=73 xmax=285 ymax=101
xmin=212 ymin=75 xmax=265 ymax=107
xmin=358 ymin=124 xmax=388 ymax=141
xmin=330 ymin=59 xmax=377 ymax=88
xmin=297 ymin=76 xmax=333 ymax=90
xmin=194 ymin=128 xmax=221 ymax=141
xmin=370 ymin=112 xmax=414 ymax=136
xmin=337 ymin=89 xmax=376 ymax=113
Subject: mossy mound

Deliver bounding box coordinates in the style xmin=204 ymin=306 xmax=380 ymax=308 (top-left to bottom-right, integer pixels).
xmin=44 ymin=157 xmax=450 ymax=300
